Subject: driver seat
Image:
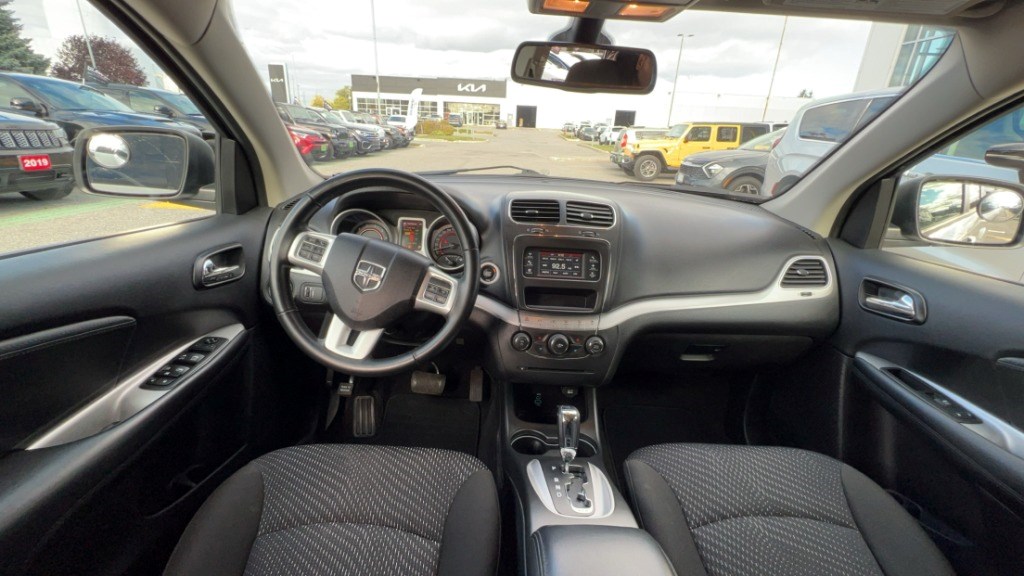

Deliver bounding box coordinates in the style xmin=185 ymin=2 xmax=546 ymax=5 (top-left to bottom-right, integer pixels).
xmin=163 ymin=444 xmax=499 ymax=576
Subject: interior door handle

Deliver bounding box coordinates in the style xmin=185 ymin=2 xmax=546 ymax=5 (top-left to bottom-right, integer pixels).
xmin=859 ymin=278 xmax=926 ymax=323
xmin=193 ymin=244 xmax=245 ymax=289
xmin=863 ymin=293 xmax=916 ymax=319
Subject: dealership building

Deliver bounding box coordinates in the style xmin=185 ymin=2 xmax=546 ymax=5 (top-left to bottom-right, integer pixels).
xmin=352 ymin=75 xmax=512 ymax=126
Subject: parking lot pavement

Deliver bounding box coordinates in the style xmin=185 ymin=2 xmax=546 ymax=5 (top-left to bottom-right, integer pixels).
xmin=0 ymin=128 xmax=670 ymax=256
xmin=0 ymin=189 xmax=213 ymax=255
xmin=314 ymin=128 xmax=678 ymax=184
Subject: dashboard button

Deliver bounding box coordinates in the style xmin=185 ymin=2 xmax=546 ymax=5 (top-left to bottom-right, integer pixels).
xmin=511 ymin=332 xmax=532 ymax=352
xmin=548 ymin=334 xmax=570 ymax=356
xmin=585 ymin=336 xmax=606 ymax=355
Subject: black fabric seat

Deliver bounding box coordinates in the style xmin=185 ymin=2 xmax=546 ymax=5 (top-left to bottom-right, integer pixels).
xmin=624 ymin=444 xmax=955 ymax=576
xmin=164 ymin=444 xmax=499 ymax=576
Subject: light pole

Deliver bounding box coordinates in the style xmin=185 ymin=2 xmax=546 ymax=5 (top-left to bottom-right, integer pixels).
xmin=370 ymin=0 xmax=382 ymax=115
xmin=75 ymin=0 xmax=97 ymax=82
xmin=761 ymin=16 xmax=789 ymax=122
xmin=668 ymin=33 xmax=693 ymax=127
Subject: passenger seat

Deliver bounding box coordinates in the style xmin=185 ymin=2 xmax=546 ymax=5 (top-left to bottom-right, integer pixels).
xmin=624 ymin=444 xmax=954 ymax=576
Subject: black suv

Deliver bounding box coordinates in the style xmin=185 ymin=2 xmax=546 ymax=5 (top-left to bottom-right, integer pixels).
xmin=0 ymin=73 xmax=201 ymax=141
xmin=0 ymin=109 xmax=73 ymax=200
xmin=89 ymin=83 xmax=212 ymax=134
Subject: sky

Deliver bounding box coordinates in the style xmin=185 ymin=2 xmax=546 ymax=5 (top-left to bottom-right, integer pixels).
xmin=229 ymin=1 xmax=875 ymax=104
xmin=11 ymin=0 xmax=881 ymax=115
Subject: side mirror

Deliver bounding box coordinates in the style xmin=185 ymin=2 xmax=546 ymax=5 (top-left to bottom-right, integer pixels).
xmin=906 ymin=177 xmax=1024 ymax=246
xmin=73 ymin=126 xmax=215 ymax=199
xmin=153 ymin=104 xmax=174 ymax=117
xmin=984 ymin=143 xmax=1024 ymax=184
xmin=511 ymin=41 xmax=657 ymax=95
xmin=10 ymin=97 xmax=41 ymax=115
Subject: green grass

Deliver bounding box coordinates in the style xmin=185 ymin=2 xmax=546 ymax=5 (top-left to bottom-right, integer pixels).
xmin=586 ymin=143 xmax=615 ymax=152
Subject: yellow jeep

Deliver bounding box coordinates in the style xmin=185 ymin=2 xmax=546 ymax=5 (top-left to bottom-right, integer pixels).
xmin=622 ymin=122 xmax=773 ymax=181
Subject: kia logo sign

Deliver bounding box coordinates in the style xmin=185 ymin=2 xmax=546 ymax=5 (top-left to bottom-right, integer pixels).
xmin=457 ymin=83 xmax=487 ymax=93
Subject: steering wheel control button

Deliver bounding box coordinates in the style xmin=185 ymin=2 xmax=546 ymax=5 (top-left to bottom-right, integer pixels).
xmin=424 ymin=278 xmax=453 ymax=304
xmin=298 ymin=236 xmax=329 ymax=263
xmin=511 ymin=331 xmax=532 ymax=351
xmin=585 ymin=336 xmax=606 ymax=355
xmin=480 ymin=262 xmax=500 ymax=285
xmin=548 ymin=333 xmax=571 ymax=356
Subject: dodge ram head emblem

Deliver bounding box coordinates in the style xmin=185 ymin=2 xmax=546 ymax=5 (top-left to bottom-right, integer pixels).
xmin=352 ymin=261 xmax=386 ymax=292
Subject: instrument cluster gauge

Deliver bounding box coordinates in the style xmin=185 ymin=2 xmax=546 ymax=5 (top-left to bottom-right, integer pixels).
xmin=331 ymin=209 xmax=391 ymax=243
xmin=429 ymin=219 xmax=464 ymax=271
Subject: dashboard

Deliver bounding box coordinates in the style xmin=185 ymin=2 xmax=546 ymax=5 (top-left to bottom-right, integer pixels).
xmin=266 ymin=175 xmax=841 ymax=386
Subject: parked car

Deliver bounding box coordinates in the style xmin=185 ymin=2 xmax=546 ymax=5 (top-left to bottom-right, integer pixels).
xmin=574 ymin=121 xmax=592 ymax=138
xmin=286 ymin=124 xmax=331 ymax=164
xmin=579 ymin=126 xmax=599 ymax=141
xmin=615 ymin=121 xmax=775 ymax=181
xmin=599 ymin=125 xmax=625 ymax=145
xmin=304 ymin=107 xmax=372 ymax=154
xmin=89 ymin=83 xmax=212 ymax=134
xmin=0 ymin=72 xmax=201 ymax=141
xmin=496 ymin=119 xmax=508 ymax=129
xmin=763 ymin=89 xmax=900 ymax=196
xmin=562 ymin=121 xmax=576 ymax=134
xmin=0 ymin=110 xmax=73 ymax=200
xmin=447 ymin=113 xmax=463 ymax=127
xmin=325 ymin=109 xmax=393 ymax=149
xmin=277 ymin=103 xmax=378 ymax=157
xmin=362 ymin=112 xmax=411 ymax=147
xmin=675 ymin=128 xmax=786 ymax=195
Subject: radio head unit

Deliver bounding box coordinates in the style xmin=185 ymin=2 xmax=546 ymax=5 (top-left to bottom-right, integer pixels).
xmin=523 ymin=248 xmax=601 ymax=282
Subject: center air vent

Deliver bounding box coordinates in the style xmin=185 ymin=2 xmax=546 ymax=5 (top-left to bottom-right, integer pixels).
xmin=510 ymin=199 xmax=560 ymax=223
xmin=781 ymin=258 xmax=828 ymax=288
xmin=565 ymin=201 xmax=614 ymax=227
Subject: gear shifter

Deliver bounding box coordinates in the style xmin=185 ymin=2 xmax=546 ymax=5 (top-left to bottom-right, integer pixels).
xmin=557 ymin=405 xmax=580 ymax=473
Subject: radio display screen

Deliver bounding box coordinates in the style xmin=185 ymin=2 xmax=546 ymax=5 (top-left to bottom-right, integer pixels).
xmin=523 ymin=248 xmax=600 ymax=280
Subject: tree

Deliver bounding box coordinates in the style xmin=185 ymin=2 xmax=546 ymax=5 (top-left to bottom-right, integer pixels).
xmin=0 ymin=0 xmax=49 ymax=74
xmin=51 ymin=35 xmax=145 ymax=85
xmin=798 ymin=88 xmax=814 ymax=99
xmin=331 ymin=86 xmax=352 ymax=111
xmin=310 ymin=94 xmax=327 ymax=108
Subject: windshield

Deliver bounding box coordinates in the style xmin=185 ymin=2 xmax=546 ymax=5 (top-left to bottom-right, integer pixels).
xmin=157 ymin=91 xmax=202 ymax=115
xmin=234 ymin=6 xmax=952 ymax=198
xmin=19 ymin=76 xmax=132 ymax=112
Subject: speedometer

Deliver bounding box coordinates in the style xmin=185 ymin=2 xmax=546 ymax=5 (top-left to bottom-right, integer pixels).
xmin=429 ymin=222 xmax=464 ymax=270
xmin=353 ymin=221 xmax=390 ymax=242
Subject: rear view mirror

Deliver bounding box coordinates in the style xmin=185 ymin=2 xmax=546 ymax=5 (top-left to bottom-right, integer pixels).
xmin=73 ymin=126 xmax=215 ymax=199
xmin=915 ymin=178 xmax=1024 ymax=246
xmin=511 ymin=41 xmax=657 ymax=94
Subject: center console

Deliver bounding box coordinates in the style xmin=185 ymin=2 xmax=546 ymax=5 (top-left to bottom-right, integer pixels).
xmin=504 ymin=384 xmax=676 ymax=576
xmin=487 ymin=193 xmax=625 ymax=387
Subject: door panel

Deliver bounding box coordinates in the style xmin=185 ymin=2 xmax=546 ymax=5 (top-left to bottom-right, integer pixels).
xmin=828 ymin=238 xmax=1024 ymax=575
xmin=0 ymin=208 xmax=275 ymax=575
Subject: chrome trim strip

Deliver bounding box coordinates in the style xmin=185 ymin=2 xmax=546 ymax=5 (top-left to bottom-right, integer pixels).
xmin=526 ymin=459 xmax=616 ymax=519
xmin=27 ymin=324 xmax=245 ymax=450
xmin=472 ymin=255 xmax=834 ymax=331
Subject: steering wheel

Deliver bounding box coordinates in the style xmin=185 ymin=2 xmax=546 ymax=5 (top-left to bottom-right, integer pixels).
xmin=270 ymin=169 xmax=480 ymax=376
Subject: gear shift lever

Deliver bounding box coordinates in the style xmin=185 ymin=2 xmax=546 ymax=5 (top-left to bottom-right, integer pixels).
xmin=557 ymin=405 xmax=580 ymax=473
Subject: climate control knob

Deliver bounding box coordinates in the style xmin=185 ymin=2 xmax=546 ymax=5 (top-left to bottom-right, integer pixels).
xmin=511 ymin=331 xmax=532 ymax=352
xmin=548 ymin=333 xmax=571 ymax=356
xmin=585 ymin=335 xmax=606 ymax=355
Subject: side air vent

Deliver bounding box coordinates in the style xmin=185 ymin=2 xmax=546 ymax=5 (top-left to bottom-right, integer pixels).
xmin=510 ymin=199 xmax=560 ymax=223
xmin=565 ymin=201 xmax=615 ymax=227
xmin=781 ymin=258 xmax=828 ymax=288
xmin=280 ymin=196 xmax=302 ymax=211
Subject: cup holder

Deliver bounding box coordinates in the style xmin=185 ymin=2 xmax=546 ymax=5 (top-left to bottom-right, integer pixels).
xmin=510 ymin=432 xmax=597 ymax=457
